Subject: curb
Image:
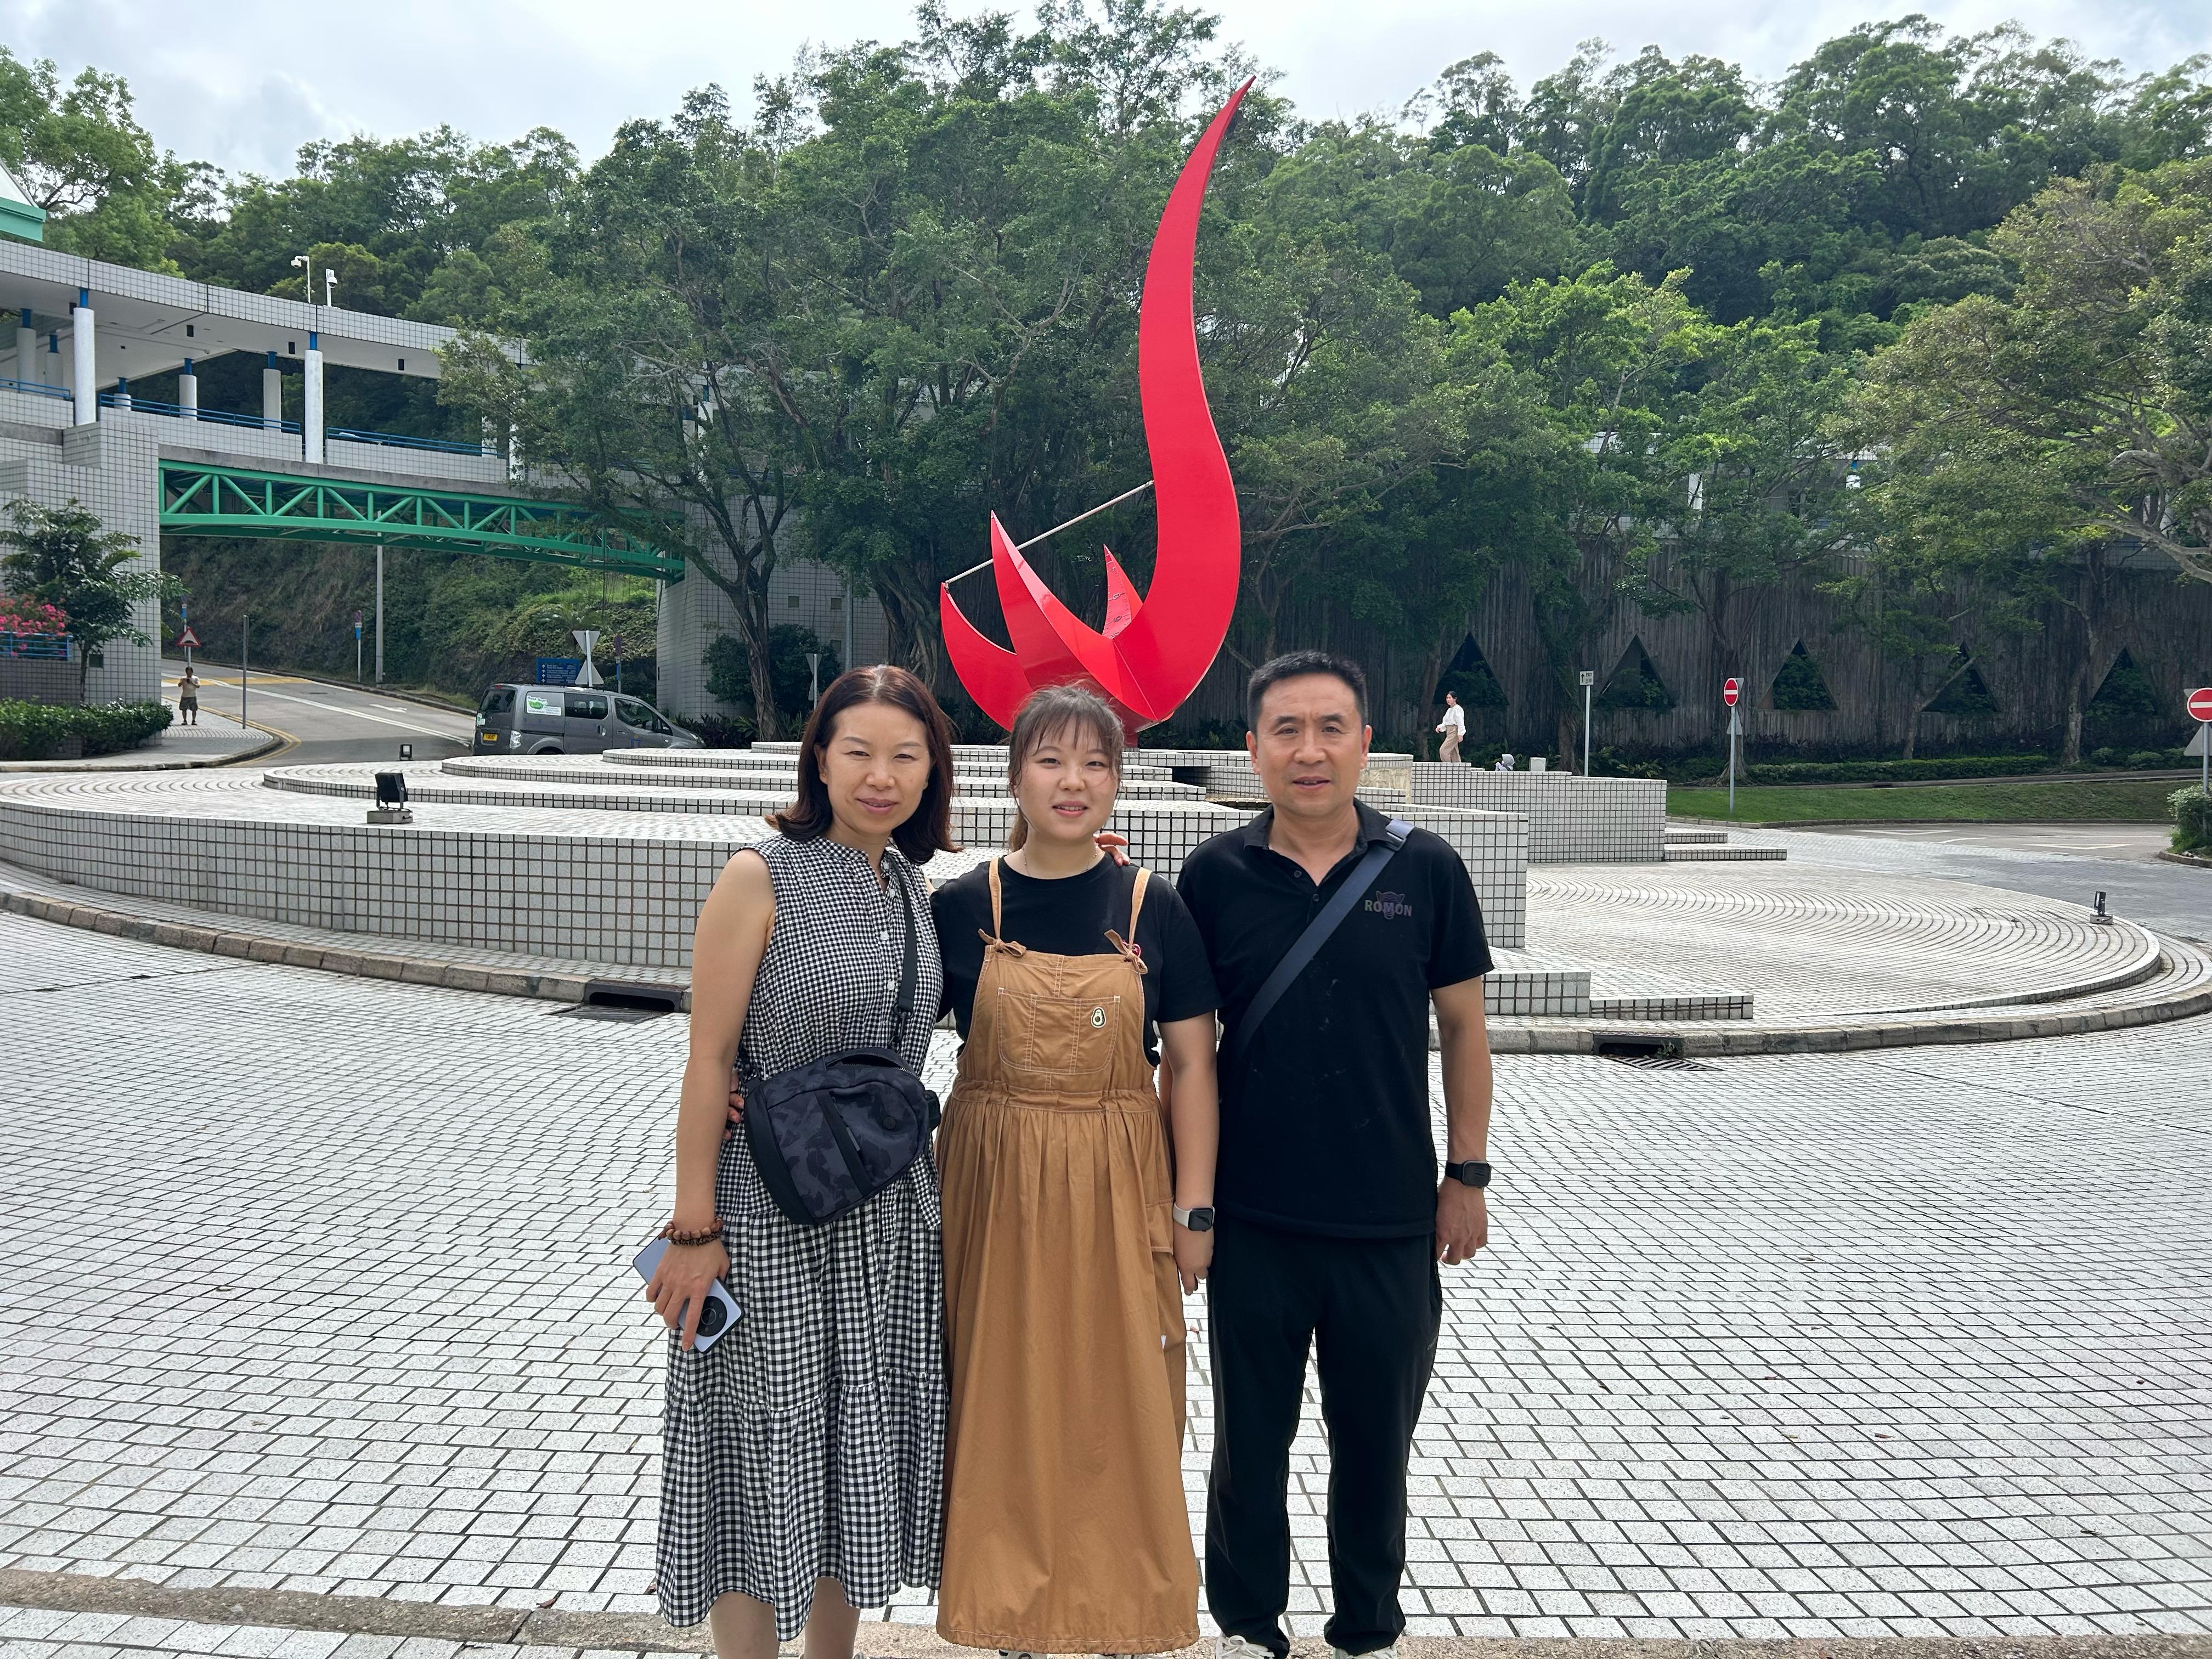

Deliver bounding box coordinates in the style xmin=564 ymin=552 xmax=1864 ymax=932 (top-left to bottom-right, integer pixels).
xmin=10 ymin=872 xmax=2210 ymax=1056
xmin=0 ymin=719 xmax=286 ymax=774
xmin=2158 ymin=848 xmax=2212 ymax=869
xmin=5 ymin=1572 xmax=2210 ymax=1659
xmin=0 ymin=882 xmax=687 ymax=1010
xmin=1670 ymin=815 xmax=2172 ymax=830
xmin=1485 ymin=951 xmax=2212 ymax=1056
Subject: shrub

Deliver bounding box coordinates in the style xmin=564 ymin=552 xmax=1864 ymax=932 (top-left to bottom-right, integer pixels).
xmin=2174 ymin=787 xmax=2212 ymax=854
xmin=0 ymin=698 xmax=171 ymax=760
xmin=1741 ymin=753 xmax=2046 ymax=785
xmin=679 ymin=712 xmax=755 ymax=749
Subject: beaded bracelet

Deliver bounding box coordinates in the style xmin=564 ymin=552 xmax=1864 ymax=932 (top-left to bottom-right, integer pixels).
xmin=659 ymin=1218 xmax=725 ymax=1247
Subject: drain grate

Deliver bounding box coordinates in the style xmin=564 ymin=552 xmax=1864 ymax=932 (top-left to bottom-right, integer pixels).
xmin=1594 ymin=1036 xmax=1718 ymax=1071
xmin=1607 ymin=1052 xmax=1718 ymax=1072
xmin=550 ymin=1002 xmax=672 ymax=1023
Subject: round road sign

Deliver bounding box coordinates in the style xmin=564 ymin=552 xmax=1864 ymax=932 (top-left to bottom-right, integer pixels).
xmin=2188 ymin=686 xmax=2212 ymax=722
xmin=1722 ymin=677 xmax=1741 ymax=707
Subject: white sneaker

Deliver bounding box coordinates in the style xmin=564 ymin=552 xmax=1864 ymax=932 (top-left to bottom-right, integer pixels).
xmin=1333 ymin=1647 xmax=1398 ymax=1659
xmin=1218 ymin=1640 xmax=1275 ymax=1659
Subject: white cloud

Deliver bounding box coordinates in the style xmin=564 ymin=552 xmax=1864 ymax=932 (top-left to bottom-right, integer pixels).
xmin=3 ymin=0 xmax=2208 ymax=174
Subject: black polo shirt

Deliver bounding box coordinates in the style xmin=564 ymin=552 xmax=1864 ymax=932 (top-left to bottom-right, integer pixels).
xmin=1177 ymin=800 xmax=1492 ymax=1239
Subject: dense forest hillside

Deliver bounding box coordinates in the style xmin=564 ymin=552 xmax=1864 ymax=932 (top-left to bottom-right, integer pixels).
xmin=3 ymin=10 xmax=2209 ymax=752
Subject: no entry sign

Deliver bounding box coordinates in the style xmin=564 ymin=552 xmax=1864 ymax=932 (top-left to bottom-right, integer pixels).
xmin=1722 ymin=677 xmax=1741 ymax=707
xmin=2189 ymin=686 xmax=2212 ymax=721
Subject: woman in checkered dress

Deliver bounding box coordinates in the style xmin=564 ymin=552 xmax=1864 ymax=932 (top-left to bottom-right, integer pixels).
xmin=645 ymin=667 xmax=957 ymax=1658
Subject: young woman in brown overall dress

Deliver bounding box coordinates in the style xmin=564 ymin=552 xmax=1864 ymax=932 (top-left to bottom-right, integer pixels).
xmin=932 ymin=685 xmax=1222 ymax=1657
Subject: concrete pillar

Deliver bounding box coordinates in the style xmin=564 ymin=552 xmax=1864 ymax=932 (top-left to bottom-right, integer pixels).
xmin=302 ymin=331 xmax=324 ymax=462
xmin=262 ymin=352 xmax=283 ymax=429
xmin=70 ymin=290 xmax=94 ymax=424
xmin=374 ymin=543 xmax=385 ymax=684
xmin=14 ymin=309 xmax=31 ymax=385
xmin=178 ymin=359 xmax=198 ymax=419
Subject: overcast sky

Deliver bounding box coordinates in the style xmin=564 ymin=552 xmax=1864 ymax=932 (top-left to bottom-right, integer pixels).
xmin=3 ymin=0 xmax=2208 ymax=178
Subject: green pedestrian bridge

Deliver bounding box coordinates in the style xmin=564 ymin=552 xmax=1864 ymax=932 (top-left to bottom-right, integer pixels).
xmin=157 ymin=460 xmax=684 ymax=583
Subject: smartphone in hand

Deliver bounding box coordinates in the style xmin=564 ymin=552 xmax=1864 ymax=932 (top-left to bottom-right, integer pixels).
xmin=632 ymin=1238 xmax=743 ymax=1353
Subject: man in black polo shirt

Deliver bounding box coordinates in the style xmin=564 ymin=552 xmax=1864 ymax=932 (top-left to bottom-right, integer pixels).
xmin=1177 ymin=650 xmax=1494 ymax=1659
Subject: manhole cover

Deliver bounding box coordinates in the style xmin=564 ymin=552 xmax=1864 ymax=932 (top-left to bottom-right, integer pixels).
xmin=550 ymin=1002 xmax=673 ymax=1023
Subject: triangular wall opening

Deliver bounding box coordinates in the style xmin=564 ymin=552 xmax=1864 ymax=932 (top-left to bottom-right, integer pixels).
xmin=1437 ymin=633 xmax=1508 ymax=708
xmin=1769 ymin=640 xmax=1837 ymax=711
xmin=1923 ymin=648 xmax=2000 ymax=718
xmin=1596 ymin=636 xmax=1675 ymax=712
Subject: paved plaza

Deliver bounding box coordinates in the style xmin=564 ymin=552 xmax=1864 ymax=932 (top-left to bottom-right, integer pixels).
xmin=3 ymin=877 xmax=2209 ymax=1652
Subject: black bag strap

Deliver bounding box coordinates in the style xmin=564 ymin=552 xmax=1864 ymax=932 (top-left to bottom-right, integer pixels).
xmin=1221 ymin=817 xmax=1412 ymax=1076
xmin=888 ymin=860 xmax=919 ymax=1034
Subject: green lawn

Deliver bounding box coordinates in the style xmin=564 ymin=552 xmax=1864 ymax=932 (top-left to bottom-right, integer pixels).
xmin=1668 ymin=777 xmax=2190 ymax=823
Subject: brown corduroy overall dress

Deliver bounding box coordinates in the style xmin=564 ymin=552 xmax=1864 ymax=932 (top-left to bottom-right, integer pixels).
xmin=935 ymin=859 xmax=1199 ymax=1654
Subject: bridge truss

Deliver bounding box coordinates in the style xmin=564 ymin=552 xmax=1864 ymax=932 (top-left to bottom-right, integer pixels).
xmin=156 ymin=461 xmax=684 ymax=582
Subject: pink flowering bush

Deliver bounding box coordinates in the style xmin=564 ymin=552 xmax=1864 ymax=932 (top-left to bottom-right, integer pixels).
xmin=0 ymin=595 xmax=69 ymax=637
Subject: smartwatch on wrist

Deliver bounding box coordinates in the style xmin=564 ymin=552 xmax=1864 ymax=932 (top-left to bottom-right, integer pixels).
xmin=1172 ymin=1204 xmax=1216 ymax=1232
xmin=1443 ymin=1161 xmax=1492 ymax=1189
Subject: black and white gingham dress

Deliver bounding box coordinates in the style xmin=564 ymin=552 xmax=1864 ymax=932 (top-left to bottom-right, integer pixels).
xmin=658 ymin=832 xmax=947 ymax=1637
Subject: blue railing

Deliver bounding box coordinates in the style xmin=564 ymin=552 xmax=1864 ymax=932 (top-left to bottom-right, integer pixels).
xmin=0 ymin=375 xmax=74 ymax=402
xmin=0 ymin=634 xmax=70 ymax=659
xmin=329 ymin=425 xmax=498 ymax=458
xmin=91 ymin=390 xmax=490 ymax=456
xmin=98 ymin=392 xmax=302 ymax=434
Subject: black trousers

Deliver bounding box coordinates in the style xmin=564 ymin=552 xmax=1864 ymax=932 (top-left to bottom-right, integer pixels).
xmin=1205 ymin=1216 xmax=1441 ymax=1659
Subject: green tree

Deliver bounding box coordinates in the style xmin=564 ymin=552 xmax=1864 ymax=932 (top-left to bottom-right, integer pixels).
xmin=0 ymin=48 xmax=203 ymax=266
xmin=1621 ymin=314 xmax=1859 ymax=715
xmin=1853 ymin=155 xmax=2212 ymax=759
xmin=0 ymin=499 xmax=182 ymax=696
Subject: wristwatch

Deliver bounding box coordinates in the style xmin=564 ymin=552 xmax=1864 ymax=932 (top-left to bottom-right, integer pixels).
xmin=1172 ymin=1204 xmax=1217 ymax=1232
xmin=1443 ymin=1161 xmax=1492 ymax=1188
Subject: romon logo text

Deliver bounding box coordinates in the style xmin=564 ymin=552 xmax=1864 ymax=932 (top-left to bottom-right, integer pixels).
xmin=1365 ymin=891 xmax=1413 ymax=921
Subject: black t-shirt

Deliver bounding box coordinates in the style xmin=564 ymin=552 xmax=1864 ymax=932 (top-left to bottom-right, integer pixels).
xmin=934 ymin=856 xmax=1220 ymax=1062
xmin=1177 ymin=802 xmax=1492 ymax=1239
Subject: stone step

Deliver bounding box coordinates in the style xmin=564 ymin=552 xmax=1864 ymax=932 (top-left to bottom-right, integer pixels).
xmin=1666 ymin=844 xmax=1788 ymax=861
xmin=1666 ymin=828 xmax=1729 ymax=844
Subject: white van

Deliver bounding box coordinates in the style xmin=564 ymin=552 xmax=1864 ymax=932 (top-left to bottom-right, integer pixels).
xmin=474 ymin=684 xmax=702 ymax=755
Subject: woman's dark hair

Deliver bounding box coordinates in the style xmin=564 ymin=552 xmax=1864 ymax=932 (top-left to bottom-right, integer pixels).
xmin=770 ymin=665 xmax=960 ymax=861
xmin=1246 ymin=649 xmax=1369 ymax=729
xmin=1004 ymin=683 xmax=1125 ymax=850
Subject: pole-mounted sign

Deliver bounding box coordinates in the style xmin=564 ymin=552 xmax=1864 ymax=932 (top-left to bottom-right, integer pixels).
xmin=2188 ymin=687 xmax=2212 ymax=798
xmin=1724 ymin=677 xmax=1742 ymax=816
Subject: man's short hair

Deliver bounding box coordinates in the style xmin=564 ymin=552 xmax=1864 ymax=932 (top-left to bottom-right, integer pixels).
xmin=1246 ymin=650 xmax=1369 ymax=731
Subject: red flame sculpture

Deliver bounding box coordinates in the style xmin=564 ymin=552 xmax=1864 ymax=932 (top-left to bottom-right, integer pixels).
xmin=941 ymin=80 xmax=1251 ymax=733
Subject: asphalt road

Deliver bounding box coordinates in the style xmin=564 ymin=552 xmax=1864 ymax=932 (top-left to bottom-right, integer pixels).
xmin=165 ymin=658 xmax=476 ymax=767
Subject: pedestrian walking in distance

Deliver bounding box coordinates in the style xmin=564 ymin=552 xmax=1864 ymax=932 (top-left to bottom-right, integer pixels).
xmin=1177 ymin=650 xmax=1496 ymax=1659
xmin=648 ymin=665 xmax=958 ymax=1659
xmin=933 ymin=682 xmax=1222 ymax=1657
xmin=1434 ymin=690 xmax=1465 ymax=762
xmin=176 ymin=665 xmax=200 ymax=726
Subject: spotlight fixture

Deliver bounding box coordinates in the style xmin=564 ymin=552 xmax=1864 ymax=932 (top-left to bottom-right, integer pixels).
xmin=369 ymin=770 xmax=413 ymax=825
